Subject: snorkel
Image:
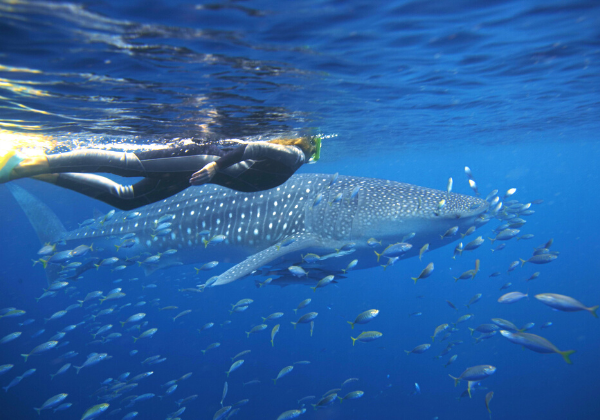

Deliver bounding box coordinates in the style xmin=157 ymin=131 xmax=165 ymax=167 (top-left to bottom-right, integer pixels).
xmin=309 ymin=136 xmax=321 ymax=163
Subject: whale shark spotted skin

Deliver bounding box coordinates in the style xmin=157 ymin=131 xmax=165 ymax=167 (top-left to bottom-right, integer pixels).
xmin=9 ymin=174 xmax=488 ymax=286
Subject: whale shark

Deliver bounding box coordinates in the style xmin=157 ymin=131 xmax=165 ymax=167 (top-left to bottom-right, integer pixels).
xmin=8 ymin=174 xmax=488 ymax=287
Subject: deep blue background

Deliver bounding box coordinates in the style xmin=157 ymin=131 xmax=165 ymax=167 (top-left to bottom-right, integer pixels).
xmin=1 ymin=1 xmax=599 ymax=420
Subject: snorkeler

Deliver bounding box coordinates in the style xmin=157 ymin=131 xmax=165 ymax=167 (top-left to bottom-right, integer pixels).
xmin=0 ymin=136 xmax=321 ymax=210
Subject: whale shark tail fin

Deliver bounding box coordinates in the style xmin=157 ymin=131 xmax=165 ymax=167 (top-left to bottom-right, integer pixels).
xmin=7 ymin=184 xmax=68 ymax=284
xmin=7 ymin=184 xmax=67 ymax=244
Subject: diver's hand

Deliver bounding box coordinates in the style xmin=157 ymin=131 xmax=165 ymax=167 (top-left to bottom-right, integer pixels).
xmin=190 ymin=161 xmax=218 ymax=186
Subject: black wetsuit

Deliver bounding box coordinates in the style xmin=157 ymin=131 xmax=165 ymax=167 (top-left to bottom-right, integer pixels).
xmin=44 ymin=142 xmax=308 ymax=210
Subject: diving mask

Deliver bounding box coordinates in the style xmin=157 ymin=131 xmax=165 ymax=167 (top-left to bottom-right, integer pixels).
xmin=309 ymin=136 xmax=321 ymax=163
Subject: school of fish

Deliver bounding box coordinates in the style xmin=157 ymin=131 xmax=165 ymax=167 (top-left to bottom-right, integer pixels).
xmin=1 ymin=167 xmax=594 ymax=420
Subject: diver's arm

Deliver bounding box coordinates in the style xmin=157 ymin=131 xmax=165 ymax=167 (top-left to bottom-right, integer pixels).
xmin=190 ymin=142 xmax=305 ymax=186
xmin=214 ymin=145 xmax=248 ymax=169
xmin=189 ymin=144 xmax=247 ymax=186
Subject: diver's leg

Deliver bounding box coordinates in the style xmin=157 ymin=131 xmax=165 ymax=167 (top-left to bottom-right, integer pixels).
xmin=32 ymin=173 xmax=189 ymax=211
xmin=1 ymin=149 xmax=148 ymax=183
xmin=2 ymin=145 xmax=225 ymax=183
xmin=0 ymin=148 xmax=47 ymax=183
xmin=46 ymin=150 xmax=147 ymax=177
xmin=32 ymin=173 xmax=140 ymax=210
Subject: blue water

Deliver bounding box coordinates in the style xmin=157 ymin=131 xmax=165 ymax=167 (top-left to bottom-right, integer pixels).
xmin=1 ymin=1 xmax=600 ymax=419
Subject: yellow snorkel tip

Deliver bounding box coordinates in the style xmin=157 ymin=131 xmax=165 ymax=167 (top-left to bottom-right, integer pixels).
xmin=309 ymin=136 xmax=321 ymax=163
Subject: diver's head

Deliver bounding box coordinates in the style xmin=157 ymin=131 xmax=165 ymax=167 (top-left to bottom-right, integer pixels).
xmin=268 ymin=136 xmax=321 ymax=162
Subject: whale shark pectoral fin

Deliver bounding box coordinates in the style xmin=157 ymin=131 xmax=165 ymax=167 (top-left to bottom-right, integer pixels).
xmin=212 ymin=233 xmax=322 ymax=286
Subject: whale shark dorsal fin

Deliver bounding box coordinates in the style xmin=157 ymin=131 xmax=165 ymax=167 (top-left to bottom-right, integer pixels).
xmin=213 ymin=233 xmax=322 ymax=286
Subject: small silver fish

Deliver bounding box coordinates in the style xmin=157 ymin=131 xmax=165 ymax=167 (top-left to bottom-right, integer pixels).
xmin=271 ymin=324 xmax=280 ymax=347
xmin=520 ymin=254 xmax=558 ymax=266
xmin=463 ymin=236 xmax=484 ymax=251
xmin=412 ymin=262 xmax=434 ymax=284
xmin=329 ymin=172 xmax=339 ymax=186
xmin=288 ymin=266 xmax=308 ymax=277
xmin=468 ymin=179 xmax=479 ymax=196
xmin=294 ymin=299 xmax=311 ymax=314
xmin=245 ymin=324 xmax=268 ymax=338
xmin=435 ymin=199 xmax=446 ymax=215
xmin=504 ymin=188 xmax=517 ymax=199
xmin=220 ymin=381 xmax=228 ymax=406
xmin=310 ymin=275 xmax=335 ymax=292
xmin=402 ymin=232 xmax=416 ymax=242
xmin=499 ymin=330 xmax=575 ymax=364
xmin=452 ymin=242 xmax=463 ymax=259
xmin=535 ymin=293 xmax=598 ymax=317
xmin=405 ymin=344 xmax=431 ymax=355
xmin=350 ymin=331 xmax=382 ymax=346
xmin=466 ymin=293 xmax=482 ymax=308
xmin=272 ymin=366 xmax=293 ymax=385
xmin=449 ymin=365 xmax=496 ymax=390
xmin=291 ymin=312 xmax=318 ymax=329
xmin=202 ymin=234 xmax=226 ymax=248
xmin=226 ymin=360 xmax=244 ymax=377
xmin=330 ymin=192 xmax=343 ymax=205
xmin=440 ymin=226 xmax=459 ymax=239
xmin=341 ymin=259 xmax=358 ymax=274
xmin=507 ymin=261 xmax=519 ymax=272
xmin=490 ymin=229 xmax=520 ymax=244
xmin=485 ymin=190 xmax=499 ymax=201
xmin=461 ymin=226 xmax=476 ymax=238
xmin=497 ymin=292 xmax=528 ymax=304
xmin=374 ymin=242 xmax=412 ymax=262
xmin=194 ymin=261 xmax=219 ymax=273
xmin=347 ymin=309 xmax=379 ymax=329
xmin=419 ymin=243 xmax=429 ymax=261
xmin=313 ymin=193 xmax=323 ymax=207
